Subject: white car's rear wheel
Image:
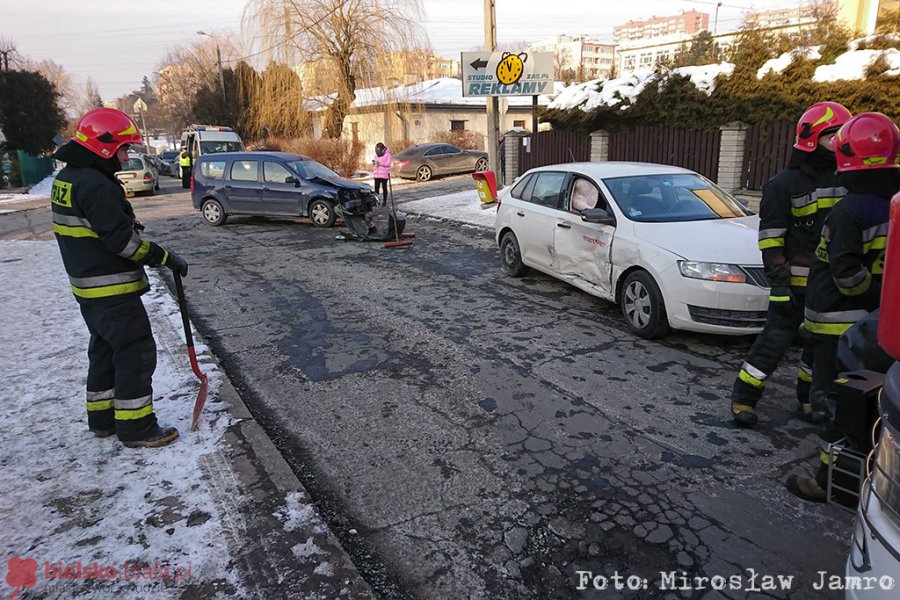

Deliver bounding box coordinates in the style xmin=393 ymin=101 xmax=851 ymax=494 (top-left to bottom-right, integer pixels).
xmin=500 ymin=232 xmax=528 ymax=277
xmin=620 ymin=270 xmax=669 ymax=338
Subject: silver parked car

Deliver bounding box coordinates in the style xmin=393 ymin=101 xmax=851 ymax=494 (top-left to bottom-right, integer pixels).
xmin=115 ymin=153 xmax=159 ymax=196
xmin=392 ymin=143 xmax=488 ymax=182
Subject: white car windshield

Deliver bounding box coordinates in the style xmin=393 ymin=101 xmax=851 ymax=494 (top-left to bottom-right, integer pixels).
xmin=604 ymin=174 xmax=749 ymax=222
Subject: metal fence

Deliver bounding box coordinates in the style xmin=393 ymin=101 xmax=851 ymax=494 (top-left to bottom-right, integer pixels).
xmin=17 ymin=150 xmax=55 ymax=187
xmin=741 ymin=120 xmax=794 ymax=190
xmin=517 ymin=130 xmax=591 ymax=173
xmin=609 ymin=126 xmax=721 ymax=181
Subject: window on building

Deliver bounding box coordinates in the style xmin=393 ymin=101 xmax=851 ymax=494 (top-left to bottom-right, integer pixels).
xmin=450 ymin=120 xmax=466 ymax=131
xmin=639 ymin=52 xmax=653 ymax=67
xmin=513 ymin=120 xmax=526 ymax=128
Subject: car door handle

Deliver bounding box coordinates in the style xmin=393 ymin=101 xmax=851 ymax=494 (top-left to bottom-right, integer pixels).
xmin=557 ymin=223 xmax=571 ymax=229
xmin=224 ymin=184 xmax=232 ymax=189
xmin=516 ymin=211 xmax=525 ymax=217
xmin=263 ymin=186 xmax=271 ymax=191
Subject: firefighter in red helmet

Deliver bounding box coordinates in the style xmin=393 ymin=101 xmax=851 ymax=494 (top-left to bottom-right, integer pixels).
xmin=51 ymin=107 xmax=187 ymax=448
xmin=730 ymin=102 xmax=852 ymax=427
xmin=787 ymin=112 xmax=900 ymax=502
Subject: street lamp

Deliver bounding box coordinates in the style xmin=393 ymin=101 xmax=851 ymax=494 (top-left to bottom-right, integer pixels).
xmin=714 ymin=2 xmax=723 ymax=35
xmin=197 ymin=30 xmax=226 ymax=103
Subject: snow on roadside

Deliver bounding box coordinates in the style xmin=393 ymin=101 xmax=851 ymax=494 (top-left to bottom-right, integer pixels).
xmin=0 ymin=240 xmax=242 ymax=599
xmin=401 ymin=188 xmax=498 ymax=230
xmin=0 ymin=169 xmax=59 ymax=204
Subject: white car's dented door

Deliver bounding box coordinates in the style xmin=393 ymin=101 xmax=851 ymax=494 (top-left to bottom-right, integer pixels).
xmin=553 ymin=211 xmax=614 ymax=299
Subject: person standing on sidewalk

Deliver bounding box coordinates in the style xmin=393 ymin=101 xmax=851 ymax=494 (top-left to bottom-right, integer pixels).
xmin=179 ymin=146 xmax=192 ymax=189
xmin=50 ymin=107 xmax=188 ymax=448
xmin=787 ymin=111 xmax=900 ymax=502
xmin=372 ymin=142 xmax=391 ymax=206
xmin=730 ymin=101 xmax=852 ymax=427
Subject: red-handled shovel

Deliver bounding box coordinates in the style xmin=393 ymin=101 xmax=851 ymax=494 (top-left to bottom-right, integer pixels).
xmin=174 ymin=272 xmax=208 ymax=431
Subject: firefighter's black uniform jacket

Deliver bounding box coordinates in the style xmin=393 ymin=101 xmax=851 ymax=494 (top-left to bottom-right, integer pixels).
xmin=51 ymin=165 xmax=168 ymax=300
xmin=51 ymin=161 xmax=171 ymax=440
xmin=733 ymin=161 xmax=845 ymax=408
xmin=804 ymin=192 xmax=889 ymax=336
xmin=757 ymin=163 xmax=845 ymax=294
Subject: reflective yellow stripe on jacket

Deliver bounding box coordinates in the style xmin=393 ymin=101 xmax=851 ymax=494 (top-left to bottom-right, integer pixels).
xmin=69 ymin=272 xmax=148 ymax=299
xmin=758 ymin=227 xmax=787 ymax=250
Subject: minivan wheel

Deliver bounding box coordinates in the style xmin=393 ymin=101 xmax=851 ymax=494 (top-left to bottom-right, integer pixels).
xmin=620 ymin=270 xmax=669 ymax=339
xmin=475 ymin=158 xmax=489 ymax=172
xmin=308 ymin=199 xmax=336 ymax=228
xmin=416 ymin=165 xmax=432 ymax=182
xmin=500 ymin=232 xmax=528 ymax=277
xmin=202 ymin=199 xmax=227 ymax=226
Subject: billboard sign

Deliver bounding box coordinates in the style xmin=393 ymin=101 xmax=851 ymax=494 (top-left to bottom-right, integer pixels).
xmin=461 ymin=51 xmax=554 ymax=97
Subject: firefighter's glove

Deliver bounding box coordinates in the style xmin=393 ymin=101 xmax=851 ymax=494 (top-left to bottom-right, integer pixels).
xmin=133 ymin=220 xmax=145 ymax=232
xmin=163 ymin=250 xmax=188 ymax=277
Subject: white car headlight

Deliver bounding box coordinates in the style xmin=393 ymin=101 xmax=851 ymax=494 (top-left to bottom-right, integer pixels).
xmin=677 ymin=261 xmax=747 ymax=283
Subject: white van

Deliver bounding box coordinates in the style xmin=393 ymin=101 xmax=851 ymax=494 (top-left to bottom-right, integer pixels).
xmin=179 ymin=125 xmax=244 ymax=160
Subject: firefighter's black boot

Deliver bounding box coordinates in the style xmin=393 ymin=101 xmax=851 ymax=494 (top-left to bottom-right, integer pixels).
xmin=121 ymin=426 xmax=179 ymax=449
xmin=799 ymin=402 xmax=828 ymax=424
xmin=786 ymin=460 xmax=830 ymax=503
xmin=731 ymin=402 xmax=758 ymax=427
xmin=785 ymin=473 xmax=827 ymax=502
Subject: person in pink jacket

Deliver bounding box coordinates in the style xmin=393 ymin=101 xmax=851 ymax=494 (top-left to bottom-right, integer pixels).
xmin=372 ymin=142 xmax=391 ymax=206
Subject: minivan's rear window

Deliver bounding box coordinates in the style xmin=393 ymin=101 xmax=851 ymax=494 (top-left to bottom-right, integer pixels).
xmin=120 ymin=158 xmax=143 ymax=171
xmin=201 ymin=160 xmax=227 ymax=180
xmin=230 ymin=160 xmax=258 ymax=182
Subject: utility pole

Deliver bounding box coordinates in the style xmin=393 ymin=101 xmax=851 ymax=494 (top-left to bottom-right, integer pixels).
xmin=197 ymin=31 xmax=226 ymax=104
xmin=484 ymin=0 xmax=501 ymax=181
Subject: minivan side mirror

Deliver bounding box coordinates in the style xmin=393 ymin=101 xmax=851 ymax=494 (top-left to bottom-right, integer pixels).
xmin=285 ymin=176 xmax=299 ymax=186
xmin=581 ymin=207 xmax=616 ymax=226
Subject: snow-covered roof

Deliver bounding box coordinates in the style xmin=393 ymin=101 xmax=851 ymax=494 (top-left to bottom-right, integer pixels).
xmin=309 ymin=77 xmax=565 ymax=112
xmin=547 ymin=63 xmax=734 ymax=112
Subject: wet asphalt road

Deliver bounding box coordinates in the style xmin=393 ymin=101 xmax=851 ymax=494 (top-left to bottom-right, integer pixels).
xmin=3 ymin=175 xmax=852 ymax=599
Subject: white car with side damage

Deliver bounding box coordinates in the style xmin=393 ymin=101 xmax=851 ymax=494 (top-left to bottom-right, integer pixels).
xmin=494 ymin=162 xmax=769 ymax=338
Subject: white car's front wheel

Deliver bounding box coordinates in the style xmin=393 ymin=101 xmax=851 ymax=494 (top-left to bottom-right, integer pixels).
xmin=620 ymin=270 xmax=669 ymax=339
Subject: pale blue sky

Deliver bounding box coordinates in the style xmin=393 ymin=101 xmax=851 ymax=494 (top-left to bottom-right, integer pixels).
xmin=3 ymin=0 xmax=796 ymax=100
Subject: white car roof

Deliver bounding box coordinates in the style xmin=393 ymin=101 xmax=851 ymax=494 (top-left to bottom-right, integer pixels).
xmin=526 ymin=161 xmax=695 ymax=178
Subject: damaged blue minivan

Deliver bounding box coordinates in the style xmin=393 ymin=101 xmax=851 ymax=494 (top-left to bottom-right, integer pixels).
xmin=191 ymin=151 xmax=378 ymax=228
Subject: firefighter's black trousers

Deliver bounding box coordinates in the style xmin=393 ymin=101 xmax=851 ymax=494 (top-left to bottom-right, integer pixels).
xmin=732 ymin=293 xmax=813 ymax=408
xmin=80 ymin=297 xmax=160 ymax=441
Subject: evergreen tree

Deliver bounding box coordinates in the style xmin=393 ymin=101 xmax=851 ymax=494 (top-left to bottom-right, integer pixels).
xmin=0 ymin=69 xmax=66 ymax=154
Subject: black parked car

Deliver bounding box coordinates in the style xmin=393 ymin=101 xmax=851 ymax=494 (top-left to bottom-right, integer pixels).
xmin=191 ymin=151 xmax=378 ymax=228
xmin=392 ymin=143 xmax=488 ymax=182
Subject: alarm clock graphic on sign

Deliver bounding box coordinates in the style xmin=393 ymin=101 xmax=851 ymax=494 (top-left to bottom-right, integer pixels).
xmin=496 ymin=52 xmax=527 ymax=85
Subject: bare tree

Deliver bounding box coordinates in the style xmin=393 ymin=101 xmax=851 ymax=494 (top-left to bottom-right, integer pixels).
xmin=26 ymin=59 xmax=77 ymax=116
xmin=155 ymin=38 xmax=231 ymax=137
xmin=0 ymin=37 xmax=22 ymax=72
xmin=244 ymin=0 xmax=425 ymax=138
